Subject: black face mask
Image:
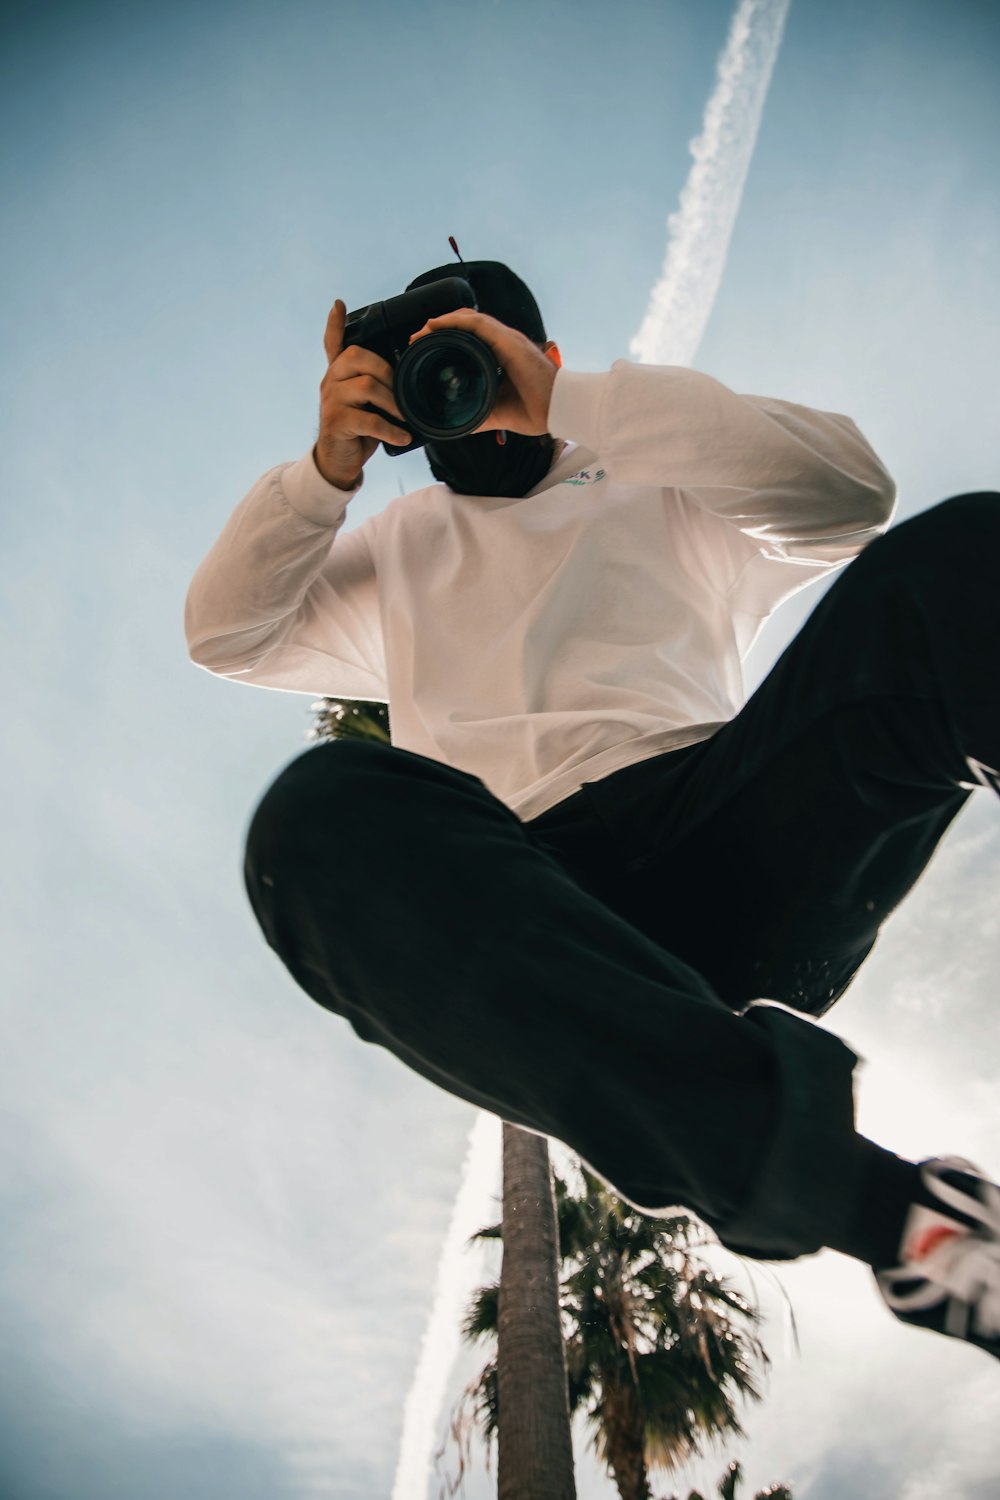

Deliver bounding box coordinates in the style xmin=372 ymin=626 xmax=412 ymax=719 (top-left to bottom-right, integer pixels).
xmin=424 ymin=429 xmax=558 ymax=498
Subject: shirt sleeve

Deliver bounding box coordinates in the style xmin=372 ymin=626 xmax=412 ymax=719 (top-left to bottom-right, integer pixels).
xmin=546 ymin=360 xmax=898 ymax=576
xmin=184 ymin=451 xmax=388 ymax=699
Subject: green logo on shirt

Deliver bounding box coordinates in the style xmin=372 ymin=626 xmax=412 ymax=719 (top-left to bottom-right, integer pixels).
xmin=563 ymin=468 xmax=606 ymax=486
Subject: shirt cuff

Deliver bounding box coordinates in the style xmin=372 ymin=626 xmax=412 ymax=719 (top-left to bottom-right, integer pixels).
xmin=280 ymin=449 xmax=365 ymax=526
xmin=546 ymin=367 xmax=609 ymax=449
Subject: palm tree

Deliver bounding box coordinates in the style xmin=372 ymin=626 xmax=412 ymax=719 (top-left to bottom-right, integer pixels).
xmin=446 ymin=1161 xmax=772 ymax=1500
xmin=495 ymin=1123 xmax=577 ymax=1500
xmin=309 ymin=696 xmax=391 ymax=744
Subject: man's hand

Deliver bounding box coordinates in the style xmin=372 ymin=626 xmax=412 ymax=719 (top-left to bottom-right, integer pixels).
xmin=408 ymin=309 xmax=559 ymax=438
xmin=315 ymin=299 xmax=414 ymax=488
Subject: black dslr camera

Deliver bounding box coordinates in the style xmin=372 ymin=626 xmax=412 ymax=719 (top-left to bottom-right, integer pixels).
xmin=343 ymin=276 xmax=502 ymax=457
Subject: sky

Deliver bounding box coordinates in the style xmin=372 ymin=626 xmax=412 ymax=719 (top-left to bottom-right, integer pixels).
xmin=2 ymin=1 xmax=999 ymax=1497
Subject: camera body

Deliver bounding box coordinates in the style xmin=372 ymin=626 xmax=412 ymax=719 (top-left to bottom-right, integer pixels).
xmin=343 ymin=276 xmax=502 ymax=456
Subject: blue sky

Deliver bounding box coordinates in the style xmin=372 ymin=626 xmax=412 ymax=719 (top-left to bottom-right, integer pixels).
xmin=3 ymin=1 xmax=999 ymax=1496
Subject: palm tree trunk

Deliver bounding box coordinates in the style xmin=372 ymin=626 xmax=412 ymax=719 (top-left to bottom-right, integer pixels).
xmin=497 ymin=1122 xmax=577 ymax=1500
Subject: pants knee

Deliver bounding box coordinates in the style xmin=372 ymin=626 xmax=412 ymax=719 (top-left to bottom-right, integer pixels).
xmin=911 ymin=491 xmax=1000 ymax=553
xmin=245 ymin=739 xmax=388 ymax=879
xmin=244 ymin=737 xmax=494 ymax=893
xmin=928 ymin=490 xmax=1000 ymax=528
xmin=852 ymin=491 xmax=1000 ymax=597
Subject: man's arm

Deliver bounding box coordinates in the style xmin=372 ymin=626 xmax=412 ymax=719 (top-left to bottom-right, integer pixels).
xmin=546 ymin=360 xmax=897 ymax=563
xmin=185 ymin=295 xmax=425 ymax=699
xmin=184 ymin=451 xmax=387 ymax=700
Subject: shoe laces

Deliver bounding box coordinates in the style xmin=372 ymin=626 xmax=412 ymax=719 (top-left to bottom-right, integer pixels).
xmin=878 ymin=1156 xmax=1000 ymax=1340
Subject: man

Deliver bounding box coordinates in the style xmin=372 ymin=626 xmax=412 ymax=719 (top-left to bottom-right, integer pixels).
xmin=185 ymin=258 xmax=1000 ymax=1362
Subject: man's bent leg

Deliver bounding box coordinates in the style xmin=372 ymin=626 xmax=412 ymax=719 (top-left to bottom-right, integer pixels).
xmin=244 ymin=738 xmax=866 ymax=1260
xmin=558 ymin=491 xmax=1000 ymax=1299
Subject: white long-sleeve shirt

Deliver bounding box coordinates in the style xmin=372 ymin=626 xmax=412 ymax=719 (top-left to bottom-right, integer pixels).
xmin=185 ymin=359 xmax=897 ymax=821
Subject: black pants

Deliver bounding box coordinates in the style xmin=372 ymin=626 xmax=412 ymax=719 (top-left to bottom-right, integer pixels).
xmin=244 ymin=494 xmax=1000 ymax=1260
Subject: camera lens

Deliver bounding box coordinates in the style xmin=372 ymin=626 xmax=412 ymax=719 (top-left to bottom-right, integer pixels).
xmin=395 ymin=331 xmax=499 ymax=440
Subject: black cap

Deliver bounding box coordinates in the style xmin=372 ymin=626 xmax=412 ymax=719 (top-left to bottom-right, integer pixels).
xmin=405 ymin=260 xmax=547 ymax=344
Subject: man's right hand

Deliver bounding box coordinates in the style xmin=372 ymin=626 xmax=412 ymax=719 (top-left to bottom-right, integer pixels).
xmin=314 ymin=299 xmax=413 ymax=489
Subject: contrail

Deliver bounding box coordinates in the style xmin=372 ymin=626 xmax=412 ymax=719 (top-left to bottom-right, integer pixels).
xmin=393 ymin=5 xmax=792 ymax=1496
xmin=630 ymin=0 xmax=792 ymax=367
xmin=391 ymin=1111 xmax=501 ymax=1500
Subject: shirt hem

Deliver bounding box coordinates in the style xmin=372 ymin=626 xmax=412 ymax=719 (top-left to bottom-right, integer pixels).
xmin=511 ymin=724 xmax=727 ymax=822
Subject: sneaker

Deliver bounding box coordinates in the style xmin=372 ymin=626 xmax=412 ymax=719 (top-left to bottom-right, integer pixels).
xmin=874 ymin=1156 xmax=1000 ymax=1360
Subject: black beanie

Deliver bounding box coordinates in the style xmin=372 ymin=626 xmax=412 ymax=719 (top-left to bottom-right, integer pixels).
xmin=405 ymin=260 xmax=547 ymax=345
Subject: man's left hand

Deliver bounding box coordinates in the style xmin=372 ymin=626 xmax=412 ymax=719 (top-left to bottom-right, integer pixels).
xmin=408 ymin=309 xmax=558 ymax=437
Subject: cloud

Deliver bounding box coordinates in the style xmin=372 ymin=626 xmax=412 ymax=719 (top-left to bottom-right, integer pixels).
xmin=629 ymin=0 xmax=793 ymax=368
xmin=391 ymin=1113 xmax=500 ymax=1500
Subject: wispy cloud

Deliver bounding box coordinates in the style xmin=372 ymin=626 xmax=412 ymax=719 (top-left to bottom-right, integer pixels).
xmin=391 ymin=1112 xmax=500 ymax=1500
xmin=630 ymin=0 xmax=793 ymax=368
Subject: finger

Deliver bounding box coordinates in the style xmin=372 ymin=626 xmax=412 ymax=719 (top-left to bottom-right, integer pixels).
xmin=347 ymin=367 xmax=409 ymax=424
xmin=358 ymin=405 xmax=412 ymax=446
xmin=323 ymin=299 xmax=345 ymax=365
xmin=327 ymin=368 xmax=410 ymax=442
xmin=334 ymin=343 xmax=396 ymax=387
xmin=329 ymin=351 xmax=405 ymax=421
xmin=409 ymin=308 xmax=506 ymax=348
